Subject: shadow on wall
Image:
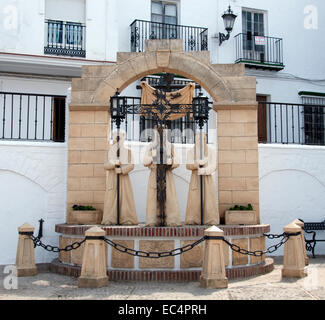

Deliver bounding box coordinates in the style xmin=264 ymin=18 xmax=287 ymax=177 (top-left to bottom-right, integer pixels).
xmin=0 ymin=170 xmax=47 ymax=265
xmin=260 ymin=169 xmax=325 ymax=255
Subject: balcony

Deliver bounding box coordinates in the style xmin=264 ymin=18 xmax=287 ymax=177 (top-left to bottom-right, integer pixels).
xmin=235 ymin=33 xmax=284 ymax=71
xmin=258 ymin=102 xmax=325 ymax=145
xmin=130 ymin=19 xmax=208 ymax=52
xmin=44 ymin=20 xmax=86 ymax=58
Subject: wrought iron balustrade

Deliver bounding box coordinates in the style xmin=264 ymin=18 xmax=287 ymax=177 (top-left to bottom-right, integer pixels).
xmin=130 ymin=19 xmax=208 ymax=52
xmin=44 ymin=20 xmax=86 ymax=57
xmin=0 ymin=92 xmax=66 ymax=142
xmin=258 ymin=102 xmax=325 ymax=145
xmin=109 ymin=96 xmax=208 ymax=144
xmin=235 ymin=33 xmax=284 ymax=70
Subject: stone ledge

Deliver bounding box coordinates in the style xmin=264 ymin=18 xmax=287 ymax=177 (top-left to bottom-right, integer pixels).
xmin=55 ymin=224 xmax=270 ymax=237
xmin=50 ymin=258 xmax=274 ymax=281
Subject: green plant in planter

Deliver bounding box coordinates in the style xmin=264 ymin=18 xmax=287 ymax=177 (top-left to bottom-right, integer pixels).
xmin=72 ymin=204 xmax=97 ymax=211
xmin=229 ymin=203 xmax=253 ymax=211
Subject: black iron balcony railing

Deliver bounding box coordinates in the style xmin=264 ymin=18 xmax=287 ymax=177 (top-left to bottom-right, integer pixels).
xmin=0 ymin=92 xmax=66 ymax=142
xmin=258 ymin=102 xmax=325 ymax=146
xmin=235 ymin=33 xmax=284 ymax=70
xmin=44 ymin=20 xmax=86 ymax=57
xmin=130 ymin=19 xmax=208 ymax=52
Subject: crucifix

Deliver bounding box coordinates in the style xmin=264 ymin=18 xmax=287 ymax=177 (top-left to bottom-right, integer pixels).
xmin=110 ymin=73 xmax=211 ymax=227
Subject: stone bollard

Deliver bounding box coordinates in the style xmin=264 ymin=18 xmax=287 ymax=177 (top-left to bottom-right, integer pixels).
xmin=78 ymin=226 xmax=108 ymax=288
xmin=16 ymin=223 xmax=38 ymax=277
xmin=200 ymin=226 xmax=228 ymax=289
xmin=281 ymin=222 xmax=307 ymax=278
xmin=292 ymin=219 xmax=308 ymax=266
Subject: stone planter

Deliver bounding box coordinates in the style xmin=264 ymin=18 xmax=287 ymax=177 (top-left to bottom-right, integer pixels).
xmin=67 ymin=210 xmax=103 ymax=225
xmin=225 ymin=210 xmax=258 ymax=225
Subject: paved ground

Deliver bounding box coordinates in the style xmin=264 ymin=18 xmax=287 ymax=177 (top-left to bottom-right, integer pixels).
xmin=0 ymin=256 xmax=324 ymax=300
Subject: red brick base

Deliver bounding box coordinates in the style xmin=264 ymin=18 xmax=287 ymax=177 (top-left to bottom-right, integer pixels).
xmin=50 ymin=258 xmax=274 ymax=281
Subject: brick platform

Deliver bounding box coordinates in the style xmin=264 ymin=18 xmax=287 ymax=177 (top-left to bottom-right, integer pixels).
xmin=55 ymin=223 xmax=270 ymax=237
xmin=50 ymin=258 xmax=274 ymax=281
xmin=53 ymin=223 xmax=273 ymax=281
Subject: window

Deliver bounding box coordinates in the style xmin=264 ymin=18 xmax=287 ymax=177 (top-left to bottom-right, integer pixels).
xmin=242 ymin=9 xmax=266 ymax=61
xmin=0 ymin=92 xmax=66 ymax=142
xmin=151 ymin=1 xmax=178 ymax=39
xmin=47 ymin=20 xmax=83 ymax=47
xmin=302 ymin=96 xmax=325 ymax=145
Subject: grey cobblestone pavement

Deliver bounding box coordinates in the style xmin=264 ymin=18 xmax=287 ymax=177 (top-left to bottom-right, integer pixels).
xmin=0 ymin=256 xmax=324 ymax=300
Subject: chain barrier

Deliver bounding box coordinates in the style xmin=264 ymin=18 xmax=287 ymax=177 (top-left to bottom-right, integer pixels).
xmin=103 ymin=237 xmax=206 ymax=258
xmin=263 ymin=232 xmax=286 ymax=239
xmin=30 ymin=235 xmax=86 ymax=253
xmin=223 ymin=232 xmax=300 ymax=257
xmin=27 ymin=231 xmax=301 ymax=258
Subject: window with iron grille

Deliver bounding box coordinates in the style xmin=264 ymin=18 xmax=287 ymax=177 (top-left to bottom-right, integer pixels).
xmin=301 ymin=96 xmax=325 ymax=145
xmin=0 ymin=92 xmax=66 ymax=142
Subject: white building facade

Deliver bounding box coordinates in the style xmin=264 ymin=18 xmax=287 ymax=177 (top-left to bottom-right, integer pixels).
xmin=0 ymin=0 xmax=325 ymax=265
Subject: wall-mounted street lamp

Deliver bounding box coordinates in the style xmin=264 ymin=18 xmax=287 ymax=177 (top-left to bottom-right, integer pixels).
xmin=218 ymin=5 xmax=237 ymax=46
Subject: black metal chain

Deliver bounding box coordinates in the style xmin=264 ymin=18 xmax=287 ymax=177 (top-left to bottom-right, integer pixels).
xmin=263 ymin=232 xmax=286 ymax=239
xmin=223 ymin=232 xmax=301 ymax=257
xmin=104 ymin=236 xmax=206 ymax=258
xmin=28 ymin=231 xmax=301 ymax=258
xmin=30 ymin=235 xmax=86 ymax=253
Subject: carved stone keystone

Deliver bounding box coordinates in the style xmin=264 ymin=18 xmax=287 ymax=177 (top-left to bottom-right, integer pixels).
xmin=200 ymin=226 xmax=228 ymax=289
xmin=78 ymin=226 xmax=108 ymax=288
xmin=281 ymin=222 xmax=307 ymax=278
xmin=16 ymin=223 xmax=38 ymax=277
xmin=292 ymin=219 xmax=308 ymax=266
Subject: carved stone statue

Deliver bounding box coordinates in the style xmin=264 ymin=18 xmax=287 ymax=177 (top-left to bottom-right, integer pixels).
xmin=185 ymin=132 xmax=219 ymax=225
xmin=101 ymin=131 xmax=138 ymax=225
xmin=143 ymin=128 xmax=181 ymax=226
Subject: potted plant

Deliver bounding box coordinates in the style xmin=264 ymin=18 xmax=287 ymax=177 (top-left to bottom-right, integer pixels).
xmin=67 ymin=204 xmax=103 ymax=225
xmin=225 ymin=204 xmax=258 ymax=225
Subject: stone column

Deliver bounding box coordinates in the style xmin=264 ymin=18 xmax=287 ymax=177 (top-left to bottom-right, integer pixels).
xmin=78 ymin=226 xmax=108 ymax=288
xmin=200 ymin=226 xmax=228 ymax=289
xmin=215 ymin=103 xmax=260 ymax=224
xmin=292 ymin=219 xmax=308 ymax=266
xmin=16 ymin=223 xmax=38 ymax=277
xmin=67 ymin=107 xmax=109 ymax=224
xmin=282 ymin=222 xmax=307 ymax=278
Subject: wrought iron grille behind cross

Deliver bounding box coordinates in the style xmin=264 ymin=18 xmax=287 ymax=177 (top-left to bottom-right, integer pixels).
xmin=110 ymin=73 xmax=211 ymax=226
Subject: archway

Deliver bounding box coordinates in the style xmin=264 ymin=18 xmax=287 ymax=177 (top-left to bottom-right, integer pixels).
xmin=67 ymin=39 xmax=260 ymax=224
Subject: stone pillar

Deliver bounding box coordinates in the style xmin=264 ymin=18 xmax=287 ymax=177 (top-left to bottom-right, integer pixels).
xmin=16 ymin=223 xmax=38 ymax=277
xmin=67 ymin=107 xmax=109 ymax=224
xmin=78 ymin=226 xmax=108 ymax=288
xmin=200 ymin=226 xmax=228 ymax=289
xmin=292 ymin=219 xmax=308 ymax=266
xmin=215 ymin=104 xmax=260 ymax=224
xmin=281 ymin=222 xmax=307 ymax=278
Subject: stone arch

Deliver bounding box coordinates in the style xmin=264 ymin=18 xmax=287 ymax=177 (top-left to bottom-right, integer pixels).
xmin=91 ymin=48 xmax=233 ymax=105
xmin=70 ymin=40 xmax=256 ymax=108
xmin=68 ymin=39 xmax=260 ymax=225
